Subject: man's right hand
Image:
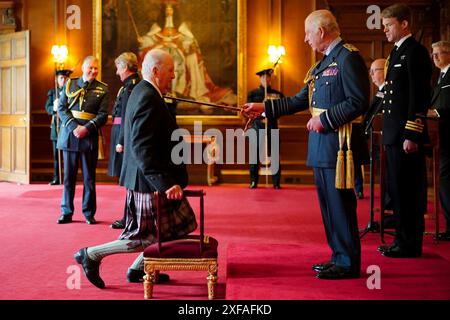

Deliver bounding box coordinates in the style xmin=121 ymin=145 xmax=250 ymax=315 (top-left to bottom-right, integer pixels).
xmin=242 ymin=102 xmax=265 ymax=119
xmin=53 ymin=98 xmax=59 ymax=112
xmin=115 ymin=144 xmax=124 ymax=153
xmin=165 ymin=185 xmax=183 ymax=200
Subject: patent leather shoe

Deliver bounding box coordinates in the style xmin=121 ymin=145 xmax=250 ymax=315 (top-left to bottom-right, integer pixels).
xmin=316 ymin=265 xmax=360 ymax=279
xmin=127 ymin=269 xmax=170 ymax=283
xmin=437 ymin=231 xmax=450 ymax=241
xmin=356 ymin=192 xmax=364 ymax=199
xmin=110 ymin=220 xmax=125 ymax=229
xmin=312 ymin=261 xmax=334 ymax=272
xmin=57 ymin=215 xmax=72 ymax=224
xmin=377 ymin=244 xmax=394 ymax=253
xmin=273 ymin=184 xmax=281 ymax=190
xmin=249 ymin=181 xmax=257 ymax=189
xmin=86 ymin=217 xmax=97 ymax=225
xmin=49 ymin=179 xmax=60 ymax=185
xmin=381 ymin=245 xmax=421 ymax=258
xmin=74 ymin=248 xmax=105 ymax=289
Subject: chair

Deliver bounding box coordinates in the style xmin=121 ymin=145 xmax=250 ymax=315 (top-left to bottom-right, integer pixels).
xmin=143 ymin=190 xmax=219 ymax=299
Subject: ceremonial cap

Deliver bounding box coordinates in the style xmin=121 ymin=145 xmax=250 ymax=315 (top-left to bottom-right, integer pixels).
xmin=256 ymin=68 xmax=273 ymax=77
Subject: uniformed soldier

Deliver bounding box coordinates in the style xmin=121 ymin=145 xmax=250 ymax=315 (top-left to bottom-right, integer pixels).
xmin=247 ymin=68 xmax=284 ymax=189
xmin=108 ymin=52 xmax=140 ymax=229
xmin=44 ymin=69 xmax=72 ymax=185
xmin=56 ymin=56 xmax=109 ymax=225
xmin=243 ymin=10 xmax=369 ymax=279
xmin=428 ymin=40 xmax=450 ymax=241
xmin=377 ymin=4 xmax=432 ymax=257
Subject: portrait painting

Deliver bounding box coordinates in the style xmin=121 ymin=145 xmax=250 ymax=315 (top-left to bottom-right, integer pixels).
xmin=95 ymin=0 xmax=244 ymax=116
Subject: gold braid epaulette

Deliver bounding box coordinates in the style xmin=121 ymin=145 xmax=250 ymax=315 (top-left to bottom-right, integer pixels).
xmin=65 ymin=79 xmax=86 ymax=110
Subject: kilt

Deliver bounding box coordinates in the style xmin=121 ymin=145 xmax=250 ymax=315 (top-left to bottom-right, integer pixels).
xmin=119 ymin=189 xmax=197 ymax=242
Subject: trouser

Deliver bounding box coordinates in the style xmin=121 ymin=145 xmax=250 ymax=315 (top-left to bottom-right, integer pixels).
xmin=439 ymin=142 xmax=450 ymax=230
xmin=52 ymin=140 xmax=60 ymax=181
xmin=385 ymin=144 xmax=426 ymax=252
xmin=313 ymin=167 xmax=361 ymax=270
xmin=61 ymin=149 xmax=98 ymax=218
xmin=354 ymin=164 xmax=363 ymax=193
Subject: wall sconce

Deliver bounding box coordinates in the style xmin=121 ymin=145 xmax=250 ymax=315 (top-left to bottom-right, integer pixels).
xmin=268 ymin=45 xmax=286 ymax=66
xmin=51 ymin=45 xmax=68 ymax=69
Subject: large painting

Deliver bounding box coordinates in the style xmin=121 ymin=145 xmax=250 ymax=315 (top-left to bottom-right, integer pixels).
xmin=94 ymin=0 xmax=246 ymax=117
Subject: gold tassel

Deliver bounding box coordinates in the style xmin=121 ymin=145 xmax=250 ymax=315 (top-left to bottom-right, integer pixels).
xmin=98 ymin=130 xmax=105 ymax=160
xmin=335 ymin=150 xmax=345 ymax=189
xmin=346 ymin=149 xmax=354 ymax=189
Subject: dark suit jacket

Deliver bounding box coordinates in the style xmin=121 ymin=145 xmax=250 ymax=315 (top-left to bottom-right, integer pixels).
xmin=381 ymin=37 xmax=432 ymax=145
xmin=57 ymin=78 xmax=109 ymax=152
xmin=119 ymin=80 xmax=188 ymax=193
xmin=431 ymin=69 xmax=450 ymax=149
xmin=264 ymin=40 xmax=370 ymax=168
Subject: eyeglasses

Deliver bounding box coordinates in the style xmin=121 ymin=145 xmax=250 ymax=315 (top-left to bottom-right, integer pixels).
xmin=369 ymin=68 xmax=383 ymax=75
xmin=431 ymin=51 xmax=450 ymax=58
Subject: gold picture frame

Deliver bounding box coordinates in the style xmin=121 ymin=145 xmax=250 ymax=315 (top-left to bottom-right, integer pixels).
xmin=93 ymin=0 xmax=246 ymax=123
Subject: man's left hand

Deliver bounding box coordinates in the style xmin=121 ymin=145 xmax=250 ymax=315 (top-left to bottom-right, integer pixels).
xmin=165 ymin=185 xmax=183 ymax=200
xmin=73 ymin=125 xmax=89 ymax=139
xmin=403 ymin=139 xmax=418 ymax=154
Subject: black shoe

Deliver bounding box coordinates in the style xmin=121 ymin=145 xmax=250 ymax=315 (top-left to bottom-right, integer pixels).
xmin=49 ymin=179 xmax=60 ymax=185
xmin=316 ymin=265 xmax=360 ymax=280
xmin=249 ymin=181 xmax=257 ymax=189
xmin=377 ymin=244 xmax=394 ymax=253
xmin=74 ymin=248 xmax=105 ymax=289
xmin=86 ymin=217 xmax=97 ymax=225
xmin=127 ymin=269 xmax=170 ymax=283
xmin=312 ymin=261 xmax=334 ymax=272
xmin=437 ymin=231 xmax=450 ymax=241
xmin=273 ymin=185 xmax=281 ymax=190
xmin=57 ymin=215 xmax=72 ymax=224
xmin=110 ymin=220 xmax=125 ymax=229
xmin=381 ymin=245 xmax=421 ymax=258
xmin=356 ymin=192 xmax=364 ymax=199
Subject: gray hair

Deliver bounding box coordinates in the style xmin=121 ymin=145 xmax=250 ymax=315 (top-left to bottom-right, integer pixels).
xmin=305 ymin=10 xmax=340 ymax=35
xmin=432 ymin=41 xmax=450 ymax=52
xmin=141 ymin=49 xmax=171 ymax=78
xmin=115 ymin=52 xmax=138 ymax=72
xmin=82 ymin=55 xmax=98 ymax=69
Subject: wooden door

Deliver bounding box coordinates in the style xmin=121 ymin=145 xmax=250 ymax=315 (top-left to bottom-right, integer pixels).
xmin=0 ymin=31 xmax=30 ymax=184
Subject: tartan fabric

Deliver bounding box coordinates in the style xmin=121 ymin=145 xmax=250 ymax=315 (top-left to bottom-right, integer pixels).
xmin=119 ymin=189 xmax=197 ymax=242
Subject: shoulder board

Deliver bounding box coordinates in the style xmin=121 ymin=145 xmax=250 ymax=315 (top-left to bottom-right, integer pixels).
xmin=343 ymin=43 xmax=359 ymax=52
xmin=96 ymin=79 xmax=108 ymax=87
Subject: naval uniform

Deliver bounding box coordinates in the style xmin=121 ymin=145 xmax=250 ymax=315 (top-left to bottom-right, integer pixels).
xmin=264 ymin=39 xmax=370 ymax=271
xmin=107 ymin=73 xmax=140 ymax=177
xmin=247 ymin=85 xmax=284 ymax=187
xmin=431 ymin=67 xmax=450 ymax=233
xmin=57 ymin=77 xmax=109 ymax=219
xmin=381 ymin=36 xmax=432 ymax=254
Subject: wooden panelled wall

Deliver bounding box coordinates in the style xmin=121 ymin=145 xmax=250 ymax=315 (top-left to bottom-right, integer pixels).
xmin=12 ymin=0 xmax=447 ymax=185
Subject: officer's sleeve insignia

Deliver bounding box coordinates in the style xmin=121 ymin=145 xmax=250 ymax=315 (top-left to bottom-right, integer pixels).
xmin=343 ymin=43 xmax=359 ymax=52
xmin=97 ymin=80 xmax=108 ymax=87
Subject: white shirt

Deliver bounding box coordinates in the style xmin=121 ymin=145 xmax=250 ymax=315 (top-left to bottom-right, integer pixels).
xmin=325 ymin=36 xmax=342 ymax=56
xmin=440 ymin=64 xmax=449 ymax=76
xmin=394 ymin=33 xmax=412 ymax=50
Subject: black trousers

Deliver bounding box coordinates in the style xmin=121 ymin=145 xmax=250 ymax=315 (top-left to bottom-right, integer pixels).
xmin=60 ymin=148 xmax=98 ymax=218
xmin=385 ymin=144 xmax=427 ymax=252
xmin=51 ymin=140 xmax=60 ymax=181
xmin=439 ymin=138 xmax=450 ymax=230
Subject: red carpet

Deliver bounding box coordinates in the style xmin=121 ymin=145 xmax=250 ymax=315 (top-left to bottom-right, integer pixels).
xmin=0 ymin=182 xmax=449 ymax=300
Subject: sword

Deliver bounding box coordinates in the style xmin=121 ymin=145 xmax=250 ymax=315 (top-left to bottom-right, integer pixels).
xmin=163 ymin=95 xmax=254 ymax=131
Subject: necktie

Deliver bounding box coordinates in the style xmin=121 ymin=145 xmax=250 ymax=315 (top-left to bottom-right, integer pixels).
xmin=438 ymin=72 xmax=445 ymax=84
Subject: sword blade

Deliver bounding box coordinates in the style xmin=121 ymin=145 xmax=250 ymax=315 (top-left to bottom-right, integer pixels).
xmin=164 ymin=95 xmax=241 ymax=112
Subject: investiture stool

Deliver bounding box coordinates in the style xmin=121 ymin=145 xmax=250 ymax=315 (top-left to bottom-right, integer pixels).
xmin=56 ymin=56 xmax=109 ymax=225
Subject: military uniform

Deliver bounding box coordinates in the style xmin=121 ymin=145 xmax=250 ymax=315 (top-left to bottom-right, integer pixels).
xmin=431 ymin=68 xmax=450 ymax=236
xmin=264 ymin=40 xmax=369 ymax=272
xmin=107 ymin=73 xmax=140 ymax=177
xmin=381 ymin=36 xmax=432 ymax=255
xmin=247 ymin=85 xmax=284 ymax=188
xmin=45 ymin=87 xmax=64 ymax=184
xmin=57 ymin=77 xmax=109 ymax=220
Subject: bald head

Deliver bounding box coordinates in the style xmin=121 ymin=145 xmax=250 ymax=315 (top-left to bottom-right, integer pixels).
xmin=142 ymin=49 xmax=175 ymax=94
xmin=369 ymin=58 xmax=386 ymax=87
xmin=304 ymin=10 xmax=341 ymax=53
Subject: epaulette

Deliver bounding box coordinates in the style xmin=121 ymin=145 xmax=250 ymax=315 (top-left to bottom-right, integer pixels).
xmin=343 ymin=43 xmax=359 ymax=52
xmin=96 ymin=79 xmax=108 ymax=87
